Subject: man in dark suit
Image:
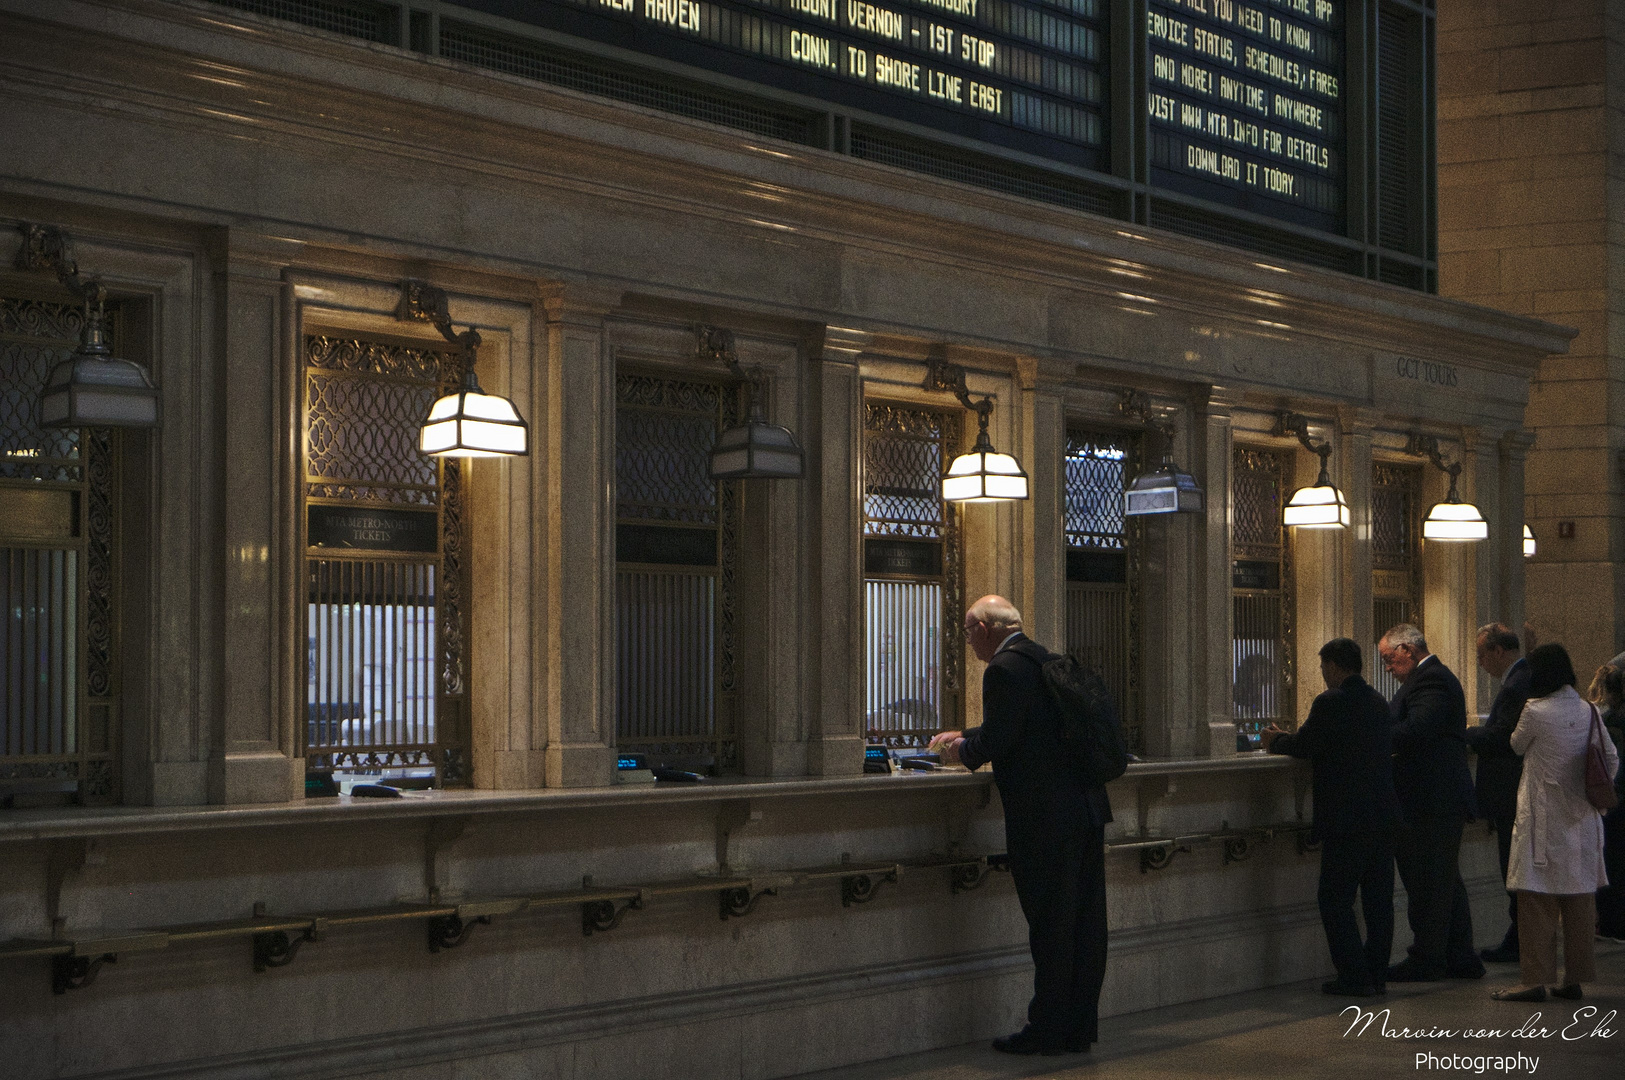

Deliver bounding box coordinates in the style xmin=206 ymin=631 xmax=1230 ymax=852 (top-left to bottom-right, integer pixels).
xmin=1465 ymin=622 xmax=1530 ymax=963
xmin=1264 ymin=637 xmax=1401 ymax=996
xmin=1378 ymin=624 xmax=1485 ymax=982
xmin=929 ymin=595 xmax=1111 ymax=1056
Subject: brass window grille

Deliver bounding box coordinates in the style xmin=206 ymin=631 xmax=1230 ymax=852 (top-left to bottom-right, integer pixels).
xmin=302 ymin=334 xmax=471 ymax=788
xmin=1371 ymin=461 xmax=1423 ymax=701
xmin=0 ymin=294 xmax=120 ymax=805
xmin=614 ymin=372 xmax=739 ymax=772
xmin=1063 ymin=427 xmax=1142 ymax=752
xmin=1231 ymin=446 xmax=1294 ymax=734
xmin=863 ymin=402 xmax=962 ymax=747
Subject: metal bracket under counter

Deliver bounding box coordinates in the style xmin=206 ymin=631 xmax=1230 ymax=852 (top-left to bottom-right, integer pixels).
xmin=0 ymin=852 xmax=998 ymax=997
xmin=1107 ymin=820 xmax=1316 ymax=873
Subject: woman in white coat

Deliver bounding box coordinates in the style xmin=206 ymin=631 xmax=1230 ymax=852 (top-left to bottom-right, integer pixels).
xmin=1491 ymin=644 xmax=1620 ymax=1002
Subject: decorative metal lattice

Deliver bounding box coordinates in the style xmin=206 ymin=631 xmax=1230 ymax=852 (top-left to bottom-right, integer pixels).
xmin=614 ymin=372 xmax=738 ymax=768
xmin=0 ymin=298 xmax=83 ymax=483
xmin=1371 ymin=462 xmax=1420 ymax=570
xmin=304 ymin=336 xmax=447 ymax=505
xmin=1232 ymin=446 xmax=1287 ymax=559
xmin=616 ymin=375 xmax=722 ymax=525
xmin=0 ymin=294 xmax=119 ymax=803
xmin=1231 ymin=446 xmax=1294 ymax=732
xmin=302 ymin=335 xmax=469 ymax=785
xmin=1064 ymin=426 xmax=1142 ymax=751
xmin=863 ymin=403 xmax=962 ymax=736
xmin=864 ymin=404 xmax=953 ymax=539
xmin=1064 ymin=430 xmax=1129 ymax=549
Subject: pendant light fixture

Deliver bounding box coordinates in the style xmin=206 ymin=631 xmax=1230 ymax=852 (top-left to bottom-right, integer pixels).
xmin=698 ymin=326 xmax=805 ymax=480
xmin=1523 ymin=524 xmax=1536 ymax=558
xmin=1118 ymin=390 xmax=1205 ymax=516
xmin=924 ymin=355 xmax=1029 ymax=503
xmin=1409 ymin=434 xmax=1487 ymax=542
xmin=18 ymin=224 xmax=160 ymax=429
xmin=399 ymin=282 xmax=528 ymax=458
xmin=1276 ymin=412 xmax=1349 ymax=529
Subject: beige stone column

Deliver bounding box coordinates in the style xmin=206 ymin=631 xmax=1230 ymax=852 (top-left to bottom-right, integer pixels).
xmin=209 ymin=251 xmax=302 ymax=804
xmin=1026 ymin=377 xmax=1066 ymax=653
xmin=1338 ymin=408 xmax=1378 ymax=670
xmin=1136 ymin=399 xmax=1202 ymax=757
xmin=1467 ymin=432 xmax=1502 ymax=715
xmin=807 ymin=326 xmax=868 ymax=776
xmin=1196 ymin=387 xmax=1240 ymax=757
xmin=1498 ymin=430 xmax=1534 ymax=643
xmin=539 ymin=283 xmax=621 ymax=787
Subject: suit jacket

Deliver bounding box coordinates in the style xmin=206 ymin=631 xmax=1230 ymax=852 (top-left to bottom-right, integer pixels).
xmin=1268 ymin=674 xmax=1402 ymax=841
xmin=1464 ymin=657 xmax=1530 ymax=821
xmin=959 ymin=634 xmax=1113 ymax=835
xmin=1389 ymin=655 xmax=1477 ymax=823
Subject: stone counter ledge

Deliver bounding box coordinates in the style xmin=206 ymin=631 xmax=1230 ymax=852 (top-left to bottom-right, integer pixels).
xmin=0 ymin=754 xmax=1299 ymax=844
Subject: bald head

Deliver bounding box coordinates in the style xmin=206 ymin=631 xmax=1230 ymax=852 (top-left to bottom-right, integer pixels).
xmin=964 ymin=595 xmax=1022 ymax=662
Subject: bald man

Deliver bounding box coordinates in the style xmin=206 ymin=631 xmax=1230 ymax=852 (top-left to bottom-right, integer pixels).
xmin=930 ymin=595 xmax=1113 ymax=1056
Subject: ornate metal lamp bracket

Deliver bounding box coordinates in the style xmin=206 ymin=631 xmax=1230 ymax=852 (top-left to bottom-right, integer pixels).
xmin=16 ymin=223 xmax=105 ymax=307
xmin=1275 ymin=411 xmax=1332 ymax=476
xmin=1117 ymin=390 xmax=1175 ymax=442
xmin=924 ymin=357 xmax=995 ymax=439
xmin=697 ymin=324 xmax=770 ymax=409
xmin=398 ymin=280 xmax=482 ymax=358
xmin=1406 ymin=433 xmax=1463 ymax=489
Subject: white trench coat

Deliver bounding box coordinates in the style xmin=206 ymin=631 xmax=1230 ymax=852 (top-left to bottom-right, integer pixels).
xmin=1506 ymin=685 xmax=1619 ymax=895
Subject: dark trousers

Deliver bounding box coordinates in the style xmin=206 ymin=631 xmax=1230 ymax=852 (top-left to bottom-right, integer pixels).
xmin=1318 ymin=831 xmax=1396 ymax=988
xmin=1600 ymin=808 xmax=1625 ymax=939
xmin=1006 ymin=822 xmax=1108 ymax=1045
xmin=1394 ymin=816 xmax=1478 ymax=975
xmin=1490 ymin=811 xmax=1519 ymax=947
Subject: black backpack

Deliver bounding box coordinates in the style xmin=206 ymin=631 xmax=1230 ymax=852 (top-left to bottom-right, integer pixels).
xmin=1021 ymin=649 xmax=1130 ymax=786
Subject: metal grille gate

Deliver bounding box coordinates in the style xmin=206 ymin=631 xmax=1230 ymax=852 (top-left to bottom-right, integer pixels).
xmin=302 ymin=334 xmax=469 ymax=786
xmin=0 ymin=295 xmax=118 ymax=804
xmin=1063 ymin=427 xmax=1141 ymax=752
xmin=863 ymin=403 xmax=962 ymax=746
xmin=1371 ymin=462 xmax=1422 ymax=700
xmin=614 ymin=372 xmax=738 ymax=770
xmin=1231 ymin=446 xmax=1293 ymax=733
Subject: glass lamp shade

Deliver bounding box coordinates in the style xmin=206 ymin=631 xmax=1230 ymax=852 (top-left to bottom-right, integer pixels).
xmin=1124 ymin=459 xmax=1206 ymax=516
xmin=1523 ymin=524 xmax=1536 ymax=558
xmin=943 ymin=448 xmax=1029 ymax=502
xmin=1423 ymin=499 xmax=1488 ymax=541
xmin=419 ymin=385 xmax=528 ymax=457
xmin=710 ymin=419 xmax=805 ymax=479
xmin=40 ymin=306 xmax=160 ymax=429
xmin=1282 ymin=481 xmax=1350 ymax=528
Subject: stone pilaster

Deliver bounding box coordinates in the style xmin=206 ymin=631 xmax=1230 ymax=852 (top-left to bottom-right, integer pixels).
xmin=539 ymin=281 xmax=622 ymax=787
xmin=1196 ymin=387 xmax=1241 ymax=757
xmin=807 ymin=326 xmax=868 ymax=776
xmin=1337 ymin=407 xmax=1379 ymax=666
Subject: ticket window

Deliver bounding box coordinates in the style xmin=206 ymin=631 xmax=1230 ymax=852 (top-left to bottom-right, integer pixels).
xmin=863 ymin=402 xmax=962 ymax=748
xmin=1231 ymin=445 xmax=1294 ymax=735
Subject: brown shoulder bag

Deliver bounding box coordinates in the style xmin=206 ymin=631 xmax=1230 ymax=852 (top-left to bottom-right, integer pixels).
xmin=1586 ymin=703 xmax=1620 ymax=811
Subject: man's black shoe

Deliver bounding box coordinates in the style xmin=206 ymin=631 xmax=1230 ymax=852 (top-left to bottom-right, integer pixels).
xmin=1322 ymin=980 xmax=1381 ymax=997
xmin=1064 ymin=1036 xmax=1094 ymax=1053
xmin=1447 ymin=961 xmax=1487 ymax=979
xmin=991 ymin=1029 xmax=1067 ymax=1056
xmin=1385 ymin=960 xmax=1445 ymax=982
xmin=1480 ymin=943 xmax=1519 ymax=964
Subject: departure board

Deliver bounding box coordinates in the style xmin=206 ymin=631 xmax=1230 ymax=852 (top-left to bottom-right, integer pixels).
xmin=452 ymin=0 xmax=1110 ymax=169
xmin=1147 ymin=0 xmax=1343 ymax=230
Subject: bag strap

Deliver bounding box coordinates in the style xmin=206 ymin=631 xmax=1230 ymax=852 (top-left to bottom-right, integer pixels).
xmin=1590 ymin=702 xmax=1606 ymax=746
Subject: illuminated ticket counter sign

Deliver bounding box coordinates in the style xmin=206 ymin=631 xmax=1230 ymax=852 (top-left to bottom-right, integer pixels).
xmin=1147 ymin=0 xmax=1343 ymax=231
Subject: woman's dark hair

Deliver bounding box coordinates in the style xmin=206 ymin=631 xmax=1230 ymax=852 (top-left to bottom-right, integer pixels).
xmin=1526 ymin=643 xmax=1578 ymax=698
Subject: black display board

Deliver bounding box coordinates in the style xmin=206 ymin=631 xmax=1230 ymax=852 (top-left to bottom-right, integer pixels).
xmin=448 ymin=0 xmax=1351 ymax=234
xmin=1147 ymin=0 xmax=1343 ymax=230
xmin=452 ymin=0 xmax=1110 ymax=170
